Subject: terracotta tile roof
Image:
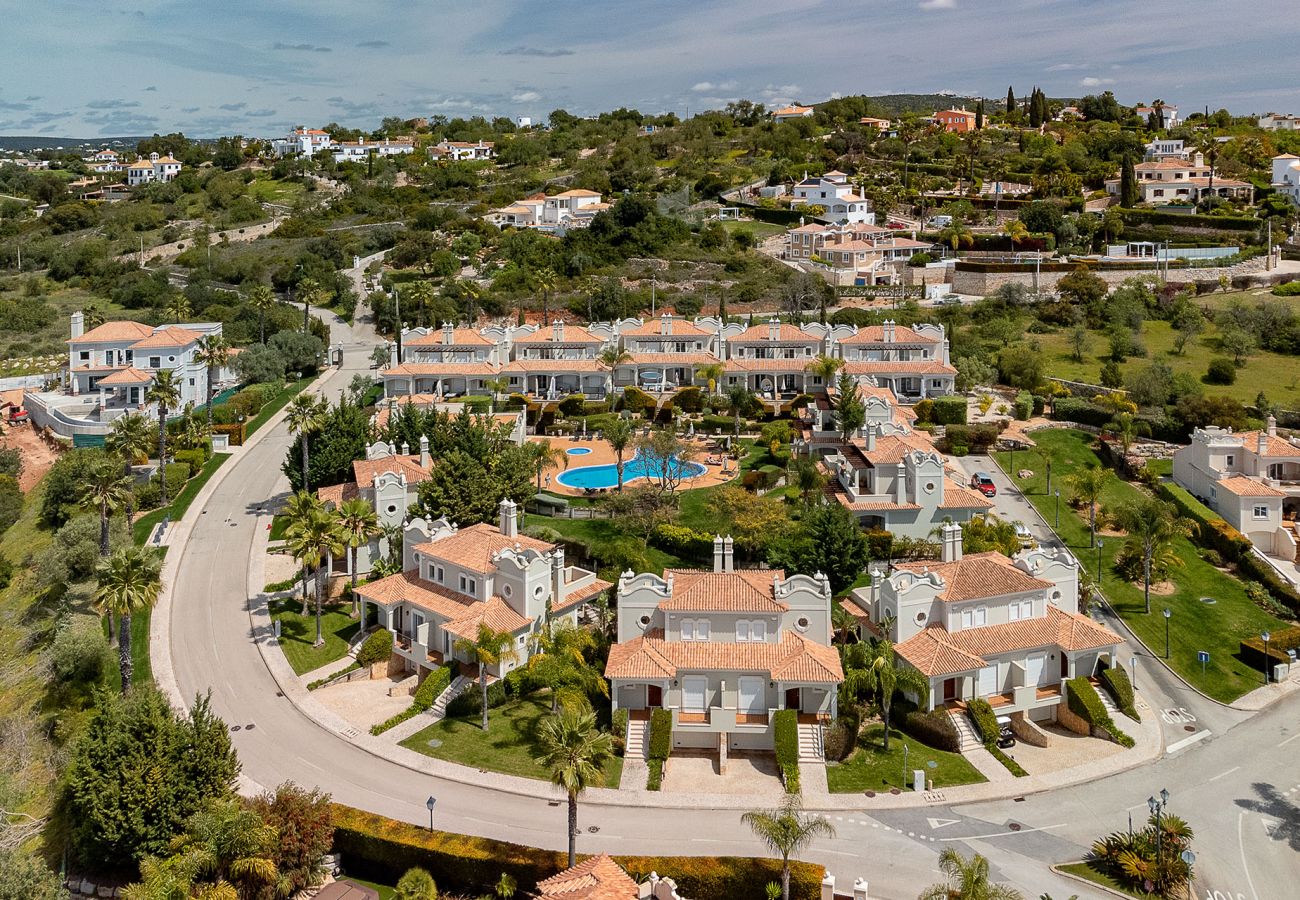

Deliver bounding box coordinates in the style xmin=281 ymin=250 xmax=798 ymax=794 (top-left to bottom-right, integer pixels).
xmin=553 ymin=189 xmax=602 ymax=198
xmin=823 ymin=481 xmax=920 ymax=511
xmin=513 ymin=326 xmax=604 ymax=345
xmin=624 ymin=352 xmax=719 ymax=366
xmin=356 ymin=571 xmax=534 ymax=636
xmin=894 ymin=627 xmax=988 ymax=677
xmin=404 ymin=328 xmax=493 ymax=347
xmin=1215 ymin=476 xmax=1286 ymax=497
xmin=384 ymin=362 xmax=502 ymax=377
xmin=414 ymin=523 xmax=555 ymax=574
xmin=842 ymin=360 xmax=957 ymax=376
xmin=606 ymin=630 xmax=842 ymax=683
xmin=659 ymin=569 xmax=788 ymax=612
xmin=552 ymin=578 xmax=614 ymax=613
xmin=1238 ymin=431 xmax=1300 ymax=459
xmin=317 ymin=481 xmax=360 ymax=506
xmin=731 ymin=323 xmax=821 ymax=343
xmin=68 ymin=320 xmax=155 ymax=344
xmin=96 ymin=366 xmax=153 ymax=386
xmin=442 ymin=597 xmax=533 ymax=640
xmin=129 ymin=326 xmax=204 ymax=349
xmin=840 ymin=325 xmax=940 ymax=345
xmin=622 ymin=318 xmax=709 ymax=336
xmin=892 ymin=552 xmax=1052 ymax=602
xmin=940 ymin=482 xmax=996 ymax=510
xmin=725 ymin=357 xmax=818 ymax=373
xmin=352 ymin=454 xmax=430 ymax=486
xmin=504 ymin=358 xmax=608 ymax=373
xmin=536 ymin=854 xmax=639 ymax=900
xmin=849 ymin=432 xmax=937 ymax=465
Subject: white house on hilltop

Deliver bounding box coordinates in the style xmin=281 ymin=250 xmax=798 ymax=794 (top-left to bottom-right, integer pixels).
xmin=791 ymin=171 xmax=875 ymax=225
xmin=1271 ymin=154 xmax=1300 ymax=207
xmin=333 ymin=138 xmax=416 ymax=164
xmin=125 ymin=152 xmax=182 ymax=186
xmin=430 ymin=140 xmax=495 ymax=161
xmin=272 ymin=128 xmax=334 ymax=158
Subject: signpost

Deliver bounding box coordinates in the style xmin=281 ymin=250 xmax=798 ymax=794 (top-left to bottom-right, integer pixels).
xmin=1197 ymin=650 xmax=1210 ymax=675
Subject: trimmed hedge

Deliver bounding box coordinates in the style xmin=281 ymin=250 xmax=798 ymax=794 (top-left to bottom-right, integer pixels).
xmin=1050 ymin=397 xmax=1113 ymax=428
xmin=773 ymin=709 xmax=800 ymax=794
xmin=446 ymin=678 xmax=508 ymax=718
xmin=968 ymin=698 xmax=1028 ymax=777
xmin=1099 ymin=666 xmax=1139 ymax=722
xmin=649 ymin=523 xmax=715 ymax=562
xmin=1119 ymin=207 xmax=1260 ymax=232
xmin=356 ymin=628 xmax=393 ymax=667
xmin=329 ymin=804 xmax=826 ymax=898
xmin=988 ymin=745 xmax=1028 ymax=777
xmin=648 ymin=708 xmax=673 ymax=760
xmin=370 ymin=663 xmax=453 ymax=735
xmin=1240 ymin=625 xmax=1300 ymax=669
xmin=1066 ymin=676 xmax=1134 ymax=748
xmin=647 ymin=757 xmax=664 ymax=791
xmin=931 ymin=395 xmax=968 ymax=426
xmin=611 ymin=708 xmax=628 ymax=756
xmin=898 ymin=706 xmax=960 ymax=753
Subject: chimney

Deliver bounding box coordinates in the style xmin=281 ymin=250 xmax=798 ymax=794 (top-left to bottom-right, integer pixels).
xmin=713 ymin=535 xmax=725 ymax=573
xmin=70 ymin=310 xmax=85 ymax=339
xmin=895 ymin=460 xmax=907 ymax=503
xmin=551 ymin=546 xmax=565 ymax=607
xmin=660 ymin=313 xmax=672 ymax=335
xmin=853 ymin=878 xmax=870 ymax=900
xmin=499 ymin=498 xmax=518 ymax=537
xmin=419 ymin=434 xmax=430 ymax=469
xmin=768 ymin=317 xmax=780 ymax=341
xmin=883 ymin=320 xmax=895 ymax=343
xmin=941 ymin=523 xmax=963 ymax=563
xmin=400 ymin=442 xmax=409 ymax=457
xmin=1267 ymin=415 xmax=1278 ymax=437
xmin=442 ymin=322 xmax=454 ymax=344
xmin=864 ymin=422 xmax=876 ymax=452
xmin=723 ymin=536 xmax=734 ymax=573
xmin=553 ymin=320 xmax=564 ymax=342
xmin=1258 ymin=432 xmax=1268 ymax=456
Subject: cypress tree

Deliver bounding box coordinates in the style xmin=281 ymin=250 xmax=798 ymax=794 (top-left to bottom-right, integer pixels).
xmin=1006 ymin=86 xmax=1016 ymax=114
xmin=1028 ymin=88 xmax=1042 ymax=127
xmin=975 ymin=99 xmax=984 ymax=130
xmin=1119 ymin=154 xmax=1139 ymax=207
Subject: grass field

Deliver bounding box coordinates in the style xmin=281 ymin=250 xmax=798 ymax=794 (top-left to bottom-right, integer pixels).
xmin=400 ymin=694 xmax=624 ymax=786
xmin=720 ymin=219 xmax=786 ymax=240
xmin=826 ymin=725 xmax=986 ymax=793
xmin=0 ymin=286 xmax=128 ymax=376
xmin=994 ymin=429 xmax=1289 ymax=703
xmin=269 ymin=596 xmax=360 ymax=675
xmin=247 ymin=174 xmax=308 ymax=205
xmin=1056 ymin=862 xmax=1146 ymax=897
xmin=1033 ymin=317 xmax=1300 ymax=408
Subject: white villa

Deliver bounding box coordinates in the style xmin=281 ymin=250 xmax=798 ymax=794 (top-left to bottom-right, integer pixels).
xmin=489 ymin=189 xmax=610 ymax=233
xmin=125 ymin=152 xmax=182 ymax=186
xmin=606 ymin=536 xmax=843 ymax=752
xmin=1143 ymin=138 xmax=1190 ymax=161
xmin=785 ymin=221 xmax=932 ymax=285
xmin=791 ymin=172 xmax=875 ymax=225
xmin=273 ymin=128 xmax=334 ymax=157
xmin=354 ymin=500 xmax=610 ymax=681
xmin=855 ymin=525 xmax=1121 ymax=721
xmin=333 ymin=138 xmax=416 ymax=164
xmin=1173 ymin=421 xmax=1300 ymax=563
xmin=1259 ymin=114 xmax=1300 ymax=132
xmin=838 ymin=321 xmax=957 ymax=400
xmin=431 ymin=140 xmax=495 ymax=161
xmin=1271 ymin=154 xmax=1300 ymax=207
xmin=1105 ymin=152 xmax=1253 ymax=204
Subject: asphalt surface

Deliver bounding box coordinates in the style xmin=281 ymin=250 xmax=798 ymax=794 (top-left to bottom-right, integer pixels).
xmin=164 ymin=318 xmax=1300 ymax=898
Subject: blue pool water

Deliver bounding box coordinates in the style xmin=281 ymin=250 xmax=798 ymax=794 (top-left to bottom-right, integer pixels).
xmin=566 ymin=447 xmax=592 ymax=456
xmin=557 ymin=452 xmax=706 ymax=490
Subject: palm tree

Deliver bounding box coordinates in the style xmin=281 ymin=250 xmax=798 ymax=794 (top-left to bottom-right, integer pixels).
xmin=94 ymin=546 xmax=162 ymax=692
xmin=165 ymin=294 xmax=192 ymax=324
xmin=698 ymin=361 xmax=726 ymax=395
xmin=741 ymin=796 xmax=836 ymax=900
xmin=804 ymin=354 xmax=844 ymax=393
xmin=831 ymin=602 xmax=857 ymax=644
xmin=106 ymin=411 xmax=153 ymax=528
xmin=535 ymin=706 xmax=614 ymax=868
xmin=1067 ymin=466 xmax=1113 ymax=549
xmin=534 ymin=266 xmax=558 ymax=325
xmin=844 ymin=637 xmax=929 ymax=752
xmin=285 ymin=505 xmax=346 ymax=645
xmin=451 ymin=279 xmax=482 ymax=324
xmin=1195 ymin=135 xmax=1220 ymax=203
xmin=194 ymin=334 xmax=230 ymax=436
xmin=938 ymin=220 xmax=974 ymax=251
xmin=528 ymin=620 xmax=607 ymax=712
xmin=335 ymin=497 xmax=381 ymax=609
xmin=285 ymin=393 xmax=329 ymax=492
xmin=604 ymin=416 xmax=636 ymax=492
xmin=247 ymin=284 xmax=276 ymax=344
xmin=1002 ymin=219 xmax=1029 ymax=246
xmin=917 ymin=848 xmax=1023 ymax=900
xmin=726 ymin=384 xmax=755 ymax=437
xmin=83 ymin=303 xmax=107 ymax=330
xmin=144 ymin=369 xmax=182 ymax=505
xmin=405 ymin=280 xmax=436 ymax=329
xmin=81 ymin=457 xmax=131 ymax=558
xmin=159 ymin=800 xmax=282 ymax=899
xmin=1112 ymin=497 xmax=1193 ymax=614
xmin=597 ymin=346 xmax=633 ymax=371
xmin=495 ymin=873 xmax=517 ymax=900
xmin=528 ymin=439 xmax=567 ymax=490
xmin=1106 ymin=412 xmax=1149 ymax=457
xmin=454 ymin=623 xmax=519 ymax=731
xmin=394 ymin=868 xmax=438 ymax=900
xmin=283 ymin=491 xmax=325 ymax=611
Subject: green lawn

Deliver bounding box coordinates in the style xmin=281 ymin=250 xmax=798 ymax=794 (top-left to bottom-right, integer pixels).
xmin=400 ymin=694 xmax=624 ymax=786
xmin=1056 ymin=862 xmax=1148 ymax=898
xmin=247 ymin=376 xmax=316 ymax=436
xmin=523 ymin=514 xmax=686 ymax=574
xmin=720 ymin=219 xmax=786 ymax=240
xmin=269 ymin=514 xmax=290 ymax=542
xmin=247 ymin=174 xmax=307 ymax=204
xmin=1033 ymin=318 xmax=1300 ymax=408
xmin=269 ymin=596 xmax=361 ymax=675
xmin=132 ymin=454 xmax=232 ymax=545
xmin=993 ymin=429 xmax=1288 ymax=703
xmin=827 ymin=724 xmax=986 ymax=793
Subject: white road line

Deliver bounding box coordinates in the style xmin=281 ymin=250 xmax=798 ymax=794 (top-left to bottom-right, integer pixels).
xmin=1279 ymin=731 xmax=1300 ymax=747
xmin=1208 ymin=766 xmax=1241 ymax=782
xmin=1239 ymin=811 xmax=1261 ymax=900
xmin=937 ymin=823 xmax=1065 ymax=842
xmin=1166 ymin=730 xmax=1211 ymax=753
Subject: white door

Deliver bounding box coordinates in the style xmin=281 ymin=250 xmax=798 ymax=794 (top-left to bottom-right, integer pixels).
xmin=682 ymin=676 xmax=708 ymax=713
xmin=977 ymin=665 xmax=998 ymax=697
xmin=738 ymin=676 xmax=766 ymax=714
xmin=1026 ymin=655 xmax=1046 ymax=686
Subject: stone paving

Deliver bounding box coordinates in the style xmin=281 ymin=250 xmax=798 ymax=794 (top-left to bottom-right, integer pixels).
xmin=312 ymin=676 xmax=413 ymax=731
xmin=661 ymin=749 xmax=786 ymax=798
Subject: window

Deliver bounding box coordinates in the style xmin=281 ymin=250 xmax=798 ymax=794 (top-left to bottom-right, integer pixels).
xmin=149 ymin=356 xmax=161 ymax=368
xmin=736 ymin=620 xmax=750 ymax=642
xmin=79 ymin=351 xmax=90 ymax=362
xmin=1254 ymin=505 xmax=1270 ymax=519
xmin=696 ymin=619 xmax=710 ymax=640
xmin=434 ymin=565 xmax=444 ymax=583
xmin=458 ymin=574 xmax=477 ymax=595
xmin=751 ymin=619 xmax=766 ymax=641
xmin=796 ymin=616 xmax=811 ymax=632
xmin=638 ymin=614 xmax=651 ymax=627
xmin=961 ymin=609 xmax=973 ymax=629
xmin=681 ymin=619 xmax=694 ymax=640
xmin=974 ymin=607 xmax=987 ymax=626
xmin=1225 ymin=455 xmax=1235 ymax=467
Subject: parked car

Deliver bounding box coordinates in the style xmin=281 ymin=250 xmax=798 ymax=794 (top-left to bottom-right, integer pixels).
xmin=928 ymin=214 xmax=953 ymax=228
xmin=886 ymin=221 xmax=906 ymax=230
xmin=1012 ymin=522 xmax=1035 ymax=548
xmin=995 ymin=715 xmax=1016 ymax=748
xmin=970 ymin=472 xmax=997 ymax=497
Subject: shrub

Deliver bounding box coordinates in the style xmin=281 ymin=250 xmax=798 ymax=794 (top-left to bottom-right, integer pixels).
xmin=47 ymin=616 xmax=114 ymax=685
xmin=173 ymin=448 xmax=208 ymax=471
xmin=898 ymin=706 xmax=959 ymax=753
xmin=1205 ymin=357 xmax=1236 ymax=385
xmin=988 ymin=745 xmax=1028 ymax=777
xmin=1099 ymin=666 xmax=1139 ymax=721
xmin=1013 ymin=391 xmax=1033 ymax=421
xmin=649 ymin=523 xmax=715 ymax=561
xmin=701 ymin=413 xmax=747 ymax=433
xmin=1066 ymin=676 xmax=1134 ymax=747
xmin=1050 ymin=397 xmax=1112 ymax=427
xmin=912 ymin=398 xmax=934 ymax=424
xmin=620 ymin=385 xmax=655 ymax=416
xmin=446 ymin=679 xmax=508 ymax=718
xmin=673 ymin=386 xmax=704 ymax=413
xmin=931 ymin=395 xmax=968 ymax=425
xmin=212 ymin=422 xmax=246 ymax=447
xmin=865 ymin=529 xmax=893 ymax=561
xmin=611 ymin=708 xmax=629 ymax=756
xmin=158 ymin=461 xmax=192 ymax=488
xmin=1239 ymin=625 xmax=1300 ymax=669
xmin=371 ymin=664 xmax=454 ymax=735
xmin=0 ymin=475 xmax=21 ymax=537
xmin=557 ymin=394 xmax=586 ymax=417
xmin=821 ymin=709 xmax=859 ymax=762
xmin=648 ymin=708 xmax=673 ymax=761
xmin=773 ymin=709 xmax=800 ymax=793
xmin=133 ymin=480 xmax=162 ymax=511
xmin=356 ymin=628 xmax=394 ymax=666
xmin=646 ymin=757 xmax=664 ymax=791
xmin=1271 ymin=280 xmax=1300 ymax=296
xmin=965 ymin=698 xmax=999 ymax=745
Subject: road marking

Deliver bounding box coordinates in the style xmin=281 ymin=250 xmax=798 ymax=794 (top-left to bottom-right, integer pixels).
xmin=927 ymin=817 xmax=960 ymax=830
xmin=1208 ymin=766 xmax=1241 ymax=782
xmin=1166 ymin=730 xmax=1211 ymax=753
xmin=1238 ymin=811 xmax=1261 ymax=900
xmin=1279 ymin=731 xmax=1300 ymax=747
xmin=937 ymin=823 xmax=1064 ymax=842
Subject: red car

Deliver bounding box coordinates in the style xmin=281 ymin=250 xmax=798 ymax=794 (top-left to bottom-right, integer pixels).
xmin=970 ymin=472 xmax=997 ymax=497
xmin=886 ymin=221 xmax=905 ymax=229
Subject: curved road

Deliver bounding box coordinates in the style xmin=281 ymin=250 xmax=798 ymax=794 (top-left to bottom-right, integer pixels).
xmin=164 ymin=304 xmax=1300 ymax=899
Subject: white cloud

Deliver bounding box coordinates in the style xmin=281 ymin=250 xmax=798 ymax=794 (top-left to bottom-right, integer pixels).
xmin=918 ymin=0 xmax=957 ymax=10
xmin=1079 ymin=76 xmax=1115 ymax=87
xmin=511 ymin=90 xmax=541 ymax=103
xmin=1047 ymin=63 xmax=1085 ymax=72
xmin=691 ymin=80 xmax=736 ymax=93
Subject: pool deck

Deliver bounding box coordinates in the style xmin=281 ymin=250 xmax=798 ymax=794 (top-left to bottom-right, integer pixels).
xmin=527 ymin=435 xmax=739 ymax=496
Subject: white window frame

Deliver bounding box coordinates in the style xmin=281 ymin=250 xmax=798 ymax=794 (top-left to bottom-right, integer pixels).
xmin=974 ymin=606 xmax=987 ymax=627
xmin=751 ymin=619 xmax=766 ymax=641
xmin=1253 ymin=505 xmax=1270 ymax=519
xmin=681 ymin=618 xmax=695 ymax=641
xmin=696 ymin=618 xmax=710 ymax=640
xmin=736 ymin=620 xmax=750 ymax=642
xmin=961 ymin=609 xmax=973 ymax=629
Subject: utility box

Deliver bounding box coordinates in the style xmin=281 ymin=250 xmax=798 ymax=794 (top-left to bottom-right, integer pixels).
xmin=913 ymin=769 xmax=926 ymax=791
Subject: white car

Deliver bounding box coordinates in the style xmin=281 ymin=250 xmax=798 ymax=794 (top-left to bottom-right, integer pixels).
xmin=1012 ymin=522 xmax=1036 ymax=548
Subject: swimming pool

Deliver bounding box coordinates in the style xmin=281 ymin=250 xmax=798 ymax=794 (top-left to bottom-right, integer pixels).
xmin=566 ymin=447 xmax=592 ymax=456
xmin=557 ymin=451 xmax=706 ymax=490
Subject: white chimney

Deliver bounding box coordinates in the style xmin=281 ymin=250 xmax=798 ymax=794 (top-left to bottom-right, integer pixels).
xmin=713 ymin=535 xmax=725 ymax=573
xmin=419 ymin=434 xmax=430 ymax=469
xmin=660 ymin=313 xmax=672 ymax=335
xmin=553 ymin=320 xmax=564 ymax=342
xmin=70 ymin=311 xmax=85 ymax=339
xmin=551 ymin=546 xmax=565 ymax=607
xmin=442 ymin=322 xmax=454 ymax=344
xmin=723 ymin=536 xmax=734 ymax=573
xmin=499 ymin=498 xmax=518 ymax=537
xmin=941 ymin=522 xmax=963 ymax=563
xmin=1267 ymin=415 xmax=1277 ymax=437
xmin=400 ymin=442 xmax=409 ymax=457
xmin=1258 ymin=432 xmax=1268 ymax=456
xmin=768 ymin=317 xmax=780 ymax=341
xmin=883 ymin=319 xmax=895 ymax=343
xmin=864 ymin=422 xmax=876 ymax=452
xmin=895 ymin=460 xmax=907 ymax=504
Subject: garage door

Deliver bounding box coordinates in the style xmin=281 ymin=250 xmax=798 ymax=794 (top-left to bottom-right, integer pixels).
xmin=978 ymin=665 xmax=998 ymax=697
xmin=1026 ymin=655 xmax=1046 ymax=686
xmin=738 ymin=676 xmax=765 ymax=714
xmin=682 ymin=676 xmax=708 ymax=712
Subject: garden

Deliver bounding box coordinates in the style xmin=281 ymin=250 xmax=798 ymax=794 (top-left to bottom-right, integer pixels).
xmin=826 ymin=724 xmax=986 ymax=794
xmin=269 ymin=596 xmax=362 ymax=676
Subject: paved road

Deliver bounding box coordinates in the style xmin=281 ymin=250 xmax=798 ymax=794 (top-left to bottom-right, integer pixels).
xmin=164 ymin=339 xmax=1300 ymax=898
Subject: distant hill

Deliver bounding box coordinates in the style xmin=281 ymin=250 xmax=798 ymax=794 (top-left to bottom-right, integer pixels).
xmin=811 ymin=93 xmax=990 ymax=115
xmin=0 ymin=135 xmax=149 ymax=152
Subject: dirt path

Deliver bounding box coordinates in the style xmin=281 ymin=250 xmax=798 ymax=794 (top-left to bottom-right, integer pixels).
xmin=3 ymin=423 xmax=60 ymax=493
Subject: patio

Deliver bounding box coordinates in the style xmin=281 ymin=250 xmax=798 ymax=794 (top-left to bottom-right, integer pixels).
xmin=525 ymin=434 xmax=739 ymax=497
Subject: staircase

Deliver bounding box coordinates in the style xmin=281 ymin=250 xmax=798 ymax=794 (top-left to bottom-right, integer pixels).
xmin=948 ymin=708 xmax=983 ymax=753
xmin=797 ymin=722 xmax=824 ymax=762
xmin=625 ymin=718 xmax=649 ymax=761
xmin=1094 ymin=681 xmax=1123 ymax=719
xmin=431 ymin=675 xmax=471 ymax=718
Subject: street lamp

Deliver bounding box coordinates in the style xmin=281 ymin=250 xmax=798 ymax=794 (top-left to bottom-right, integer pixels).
xmin=1262 ymin=631 xmax=1272 ymax=684
xmin=1054 ymin=489 xmax=1060 ymax=528
xmin=1147 ymin=789 xmax=1170 ymax=868
xmin=1045 ymin=457 xmax=1052 ymax=497
xmin=426 ymin=795 xmax=436 ymax=831
xmin=1162 ymin=608 xmax=1171 ymax=659
xmin=1096 ymin=539 xmax=1104 ymax=587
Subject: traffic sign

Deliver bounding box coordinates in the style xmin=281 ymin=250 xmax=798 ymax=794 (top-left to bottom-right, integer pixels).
xmin=1197 ymin=650 xmax=1210 ymax=674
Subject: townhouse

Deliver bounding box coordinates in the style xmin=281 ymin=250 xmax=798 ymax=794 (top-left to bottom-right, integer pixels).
xmin=354 ymin=500 xmax=610 ymax=681
xmin=785 ymin=221 xmax=931 ymax=285
xmin=381 ymin=323 xmax=507 ymax=398
xmin=837 ymin=320 xmax=957 ymax=399
xmin=430 ymin=140 xmax=495 ymax=160
xmin=606 ymin=536 xmax=843 ymax=752
xmin=1173 ymin=420 xmax=1300 ymax=561
xmin=790 ymin=171 xmax=875 ymax=225
xmin=333 ymin=138 xmax=416 ymax=164
xmin=125 ymin=152 xmax=182 ymax=186
xmin=613 ymin=315 xmax=719 ymax=395
xmin=505 ymin=320 xmax=613 ymax=399
xmin=1104 ymin=152 xmax=1253 ymax=204
xmin=721 ymin=319 xmax=827 ymax=401
xmin=856 ymin=524 xmax=1121 ymax=721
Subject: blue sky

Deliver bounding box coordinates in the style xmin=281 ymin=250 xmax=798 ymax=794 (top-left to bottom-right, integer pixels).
xmin=3 ymin=0 xmax=1298 ymax=137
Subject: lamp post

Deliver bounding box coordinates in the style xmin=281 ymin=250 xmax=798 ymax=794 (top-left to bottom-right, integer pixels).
xmin=426 ymin=795 xmax=436 ymax=831
xmin=1262 ymin=631 xmax=1272 ymax=684
xmin=1045 ymin=457 xmax=1052 ymax=497
xmin=1096 ymin=539 xmax=1104 ymax=587
xmin=1054 ymin=489 xmax=1060 ymax=528
xmin=1147 ymin=789 xmax=1170 ymax=869
xmin=1162 ymin=608 xmax=1171 ymax=659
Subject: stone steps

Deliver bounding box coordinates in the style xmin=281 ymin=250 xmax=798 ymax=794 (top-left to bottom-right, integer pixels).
xmin=797 ymin=722 xmax=823 ymax=762
xmin=948 ymin=708 xmax=984 ymax=753
xmin=625 ymin=718 xmax=649 ymax=761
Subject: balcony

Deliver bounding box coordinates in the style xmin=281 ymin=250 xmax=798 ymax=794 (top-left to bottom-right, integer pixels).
xmin=673 ymin=707 xmax=775 ymax=732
